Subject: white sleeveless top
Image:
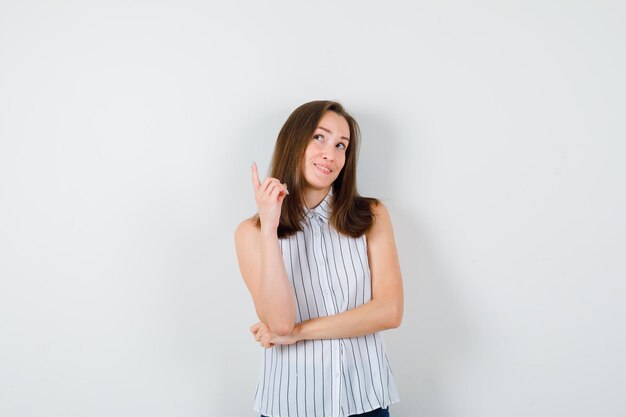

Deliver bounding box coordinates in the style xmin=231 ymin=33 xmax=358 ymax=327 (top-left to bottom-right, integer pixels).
xmin=253 ymin=191 xmax=400 ymax=417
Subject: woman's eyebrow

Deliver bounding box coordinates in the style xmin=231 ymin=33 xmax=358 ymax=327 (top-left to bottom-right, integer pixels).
xmin=317 ymin=126 xmax=350 ymax=141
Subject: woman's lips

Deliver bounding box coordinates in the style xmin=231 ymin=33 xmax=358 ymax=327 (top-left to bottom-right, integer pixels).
xmin=314 ymin=163 xmax=332 ymax=174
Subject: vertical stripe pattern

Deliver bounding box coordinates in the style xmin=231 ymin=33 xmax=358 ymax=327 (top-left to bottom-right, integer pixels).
xmin=253 ymin=190 xmax=400 ymax=417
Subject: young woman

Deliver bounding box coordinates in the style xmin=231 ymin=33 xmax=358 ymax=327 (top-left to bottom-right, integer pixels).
xmin=235 ymin=101 xmax=403 ymax=417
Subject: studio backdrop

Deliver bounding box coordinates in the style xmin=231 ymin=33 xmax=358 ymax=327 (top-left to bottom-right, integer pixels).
xmin=1 ymin=1 xmax=624 ymax=416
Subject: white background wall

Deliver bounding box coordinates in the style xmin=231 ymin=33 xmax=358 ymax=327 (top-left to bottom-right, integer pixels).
xmin=1 ymin=1 xmax=625 ymax=416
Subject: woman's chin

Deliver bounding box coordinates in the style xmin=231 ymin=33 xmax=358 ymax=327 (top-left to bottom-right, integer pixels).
xmin=304 ymin=181 xmax=333 ymax=192
xmin=304 ymin=168 xmax=341 ymax=189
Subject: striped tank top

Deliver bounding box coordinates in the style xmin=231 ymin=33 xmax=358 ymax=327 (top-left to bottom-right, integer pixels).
xmin=253 ymin=190 xmax=400 ymax=417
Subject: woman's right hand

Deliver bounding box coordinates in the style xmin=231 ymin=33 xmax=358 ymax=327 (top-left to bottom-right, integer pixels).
xmin=251 ymin=162 xmax=289 ymax=233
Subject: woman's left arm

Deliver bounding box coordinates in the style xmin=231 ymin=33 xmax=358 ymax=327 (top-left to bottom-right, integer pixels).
xmin=251 ymin=202 xmax=404 ymax=347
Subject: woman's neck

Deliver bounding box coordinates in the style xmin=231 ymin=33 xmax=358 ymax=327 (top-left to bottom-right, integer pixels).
xmin=304 ymin=187 xmax=331 ymax=209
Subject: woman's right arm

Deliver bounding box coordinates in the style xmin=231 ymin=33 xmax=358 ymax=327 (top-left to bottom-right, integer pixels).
xmin=234 ymin=163 xmax=296 ymax=336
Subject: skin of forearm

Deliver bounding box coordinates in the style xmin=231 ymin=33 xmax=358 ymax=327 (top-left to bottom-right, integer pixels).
xmin=257 ymin=229 xmax=296 ymax=335
xmin=292 ymin=298 xmax=402 ymax=341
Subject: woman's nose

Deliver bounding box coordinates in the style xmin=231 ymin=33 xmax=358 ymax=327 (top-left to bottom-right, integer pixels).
xmin=321 ymin=146 xmax=334 ymax=161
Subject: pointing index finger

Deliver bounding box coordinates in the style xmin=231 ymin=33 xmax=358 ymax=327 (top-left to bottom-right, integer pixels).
xmin=251 ymin=161 xmax=262 ymax=191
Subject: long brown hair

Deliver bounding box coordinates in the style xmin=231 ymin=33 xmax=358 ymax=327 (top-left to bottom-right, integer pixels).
xmin=257 ymin=100 xmax=378 ymax=238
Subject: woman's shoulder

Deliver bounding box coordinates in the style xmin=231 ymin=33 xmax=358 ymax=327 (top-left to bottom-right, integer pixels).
xmin=235 ymin=215 xmax=260 ymax=244
xmin=354 ymin=195 xmax=386 ymax=217
xmin=364 ymin=199 xmax=392 ymax=237
xmin=368 ymin=199 xmax=388 ymax=217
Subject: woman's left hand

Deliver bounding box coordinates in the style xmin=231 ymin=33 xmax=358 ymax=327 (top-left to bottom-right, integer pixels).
xmin=250 ymin=322 xmax=299 ymax=348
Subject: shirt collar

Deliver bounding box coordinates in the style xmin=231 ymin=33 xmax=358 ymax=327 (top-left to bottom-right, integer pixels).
xmin=305 ymin=189 xmax=333 ymax=223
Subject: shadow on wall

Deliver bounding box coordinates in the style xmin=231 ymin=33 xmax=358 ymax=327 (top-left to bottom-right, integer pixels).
xmin=358 ymin=110 xmax=474 ymax=416
xmin=354 ymin=107 xmax=396 ymax=201
xmin=389 ymin=207 xmax=474 ymax=416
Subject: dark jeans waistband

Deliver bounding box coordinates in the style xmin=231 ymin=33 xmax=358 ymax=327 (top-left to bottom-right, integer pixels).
xmin=261 ymin=406 xmax=390 ymax=417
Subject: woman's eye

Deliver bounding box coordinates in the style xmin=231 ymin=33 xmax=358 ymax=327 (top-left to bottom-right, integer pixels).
xmin=336 ymin=142 xmax=346 ymax=150
xmin=313 ymin=134 xmax=324 ymax=142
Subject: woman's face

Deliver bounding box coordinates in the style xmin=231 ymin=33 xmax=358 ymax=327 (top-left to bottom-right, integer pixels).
xmin=301 ymin=111 xmax=350 ymax=192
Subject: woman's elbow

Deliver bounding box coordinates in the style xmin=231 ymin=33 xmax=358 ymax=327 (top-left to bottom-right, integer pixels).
xmin=271 ymin=321 xmax=295 ymax=336
xmin=256 ymin=304 xmax=296 ymax=336
xmin=389 ymin=314 xmax=402 ymax=329
xmin=387 ymin=303 xmax=403 ymax=329
xmin=264 ymin=311 xmax=296 ymax=336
